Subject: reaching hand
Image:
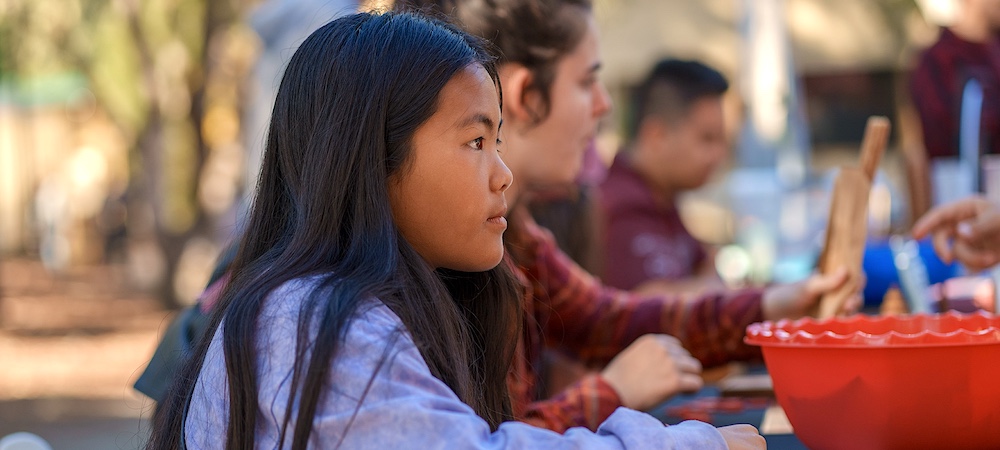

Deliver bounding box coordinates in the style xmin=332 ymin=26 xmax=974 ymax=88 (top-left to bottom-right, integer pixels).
xmin=717 ymin=424 xmax=766 ymax=449
xmin=912 ymin=196 xmax=1000 ymax=273
xmin=762 ymin=268 xmax=862 ymax=320
xmin=600 ymin=334 xmax=703 ymax=411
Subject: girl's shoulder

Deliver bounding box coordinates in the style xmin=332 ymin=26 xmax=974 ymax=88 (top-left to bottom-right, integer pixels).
xmin=258 ymin=276 xmax=420 ymax=378
xmin=262 ymin=275 xmax=407 ymax=339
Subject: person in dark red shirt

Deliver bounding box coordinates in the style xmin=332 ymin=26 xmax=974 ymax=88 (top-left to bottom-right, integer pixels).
xmin=907 ymin=0 xmax=1000 ymax=217
xmin=600 ymin=59 xmax=729 ymax=293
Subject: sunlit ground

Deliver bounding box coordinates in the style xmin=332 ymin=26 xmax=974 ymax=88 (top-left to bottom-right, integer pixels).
xmin=0 ymin=258 xmax=170 ymax=449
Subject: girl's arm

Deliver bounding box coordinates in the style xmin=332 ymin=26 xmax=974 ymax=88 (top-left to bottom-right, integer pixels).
xmin=310 ymin=303 xmax=731 ymax=449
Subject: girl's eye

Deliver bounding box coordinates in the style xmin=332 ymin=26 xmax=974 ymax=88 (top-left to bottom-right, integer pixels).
xmin=468 ymin=137 xmax=484 ymax=150
xmin=496 ymin=138 xmax=503 ymax=154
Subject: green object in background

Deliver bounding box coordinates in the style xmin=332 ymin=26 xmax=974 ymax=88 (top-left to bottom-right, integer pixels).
xmin=0 ymin=72 xmax=89 ymax=107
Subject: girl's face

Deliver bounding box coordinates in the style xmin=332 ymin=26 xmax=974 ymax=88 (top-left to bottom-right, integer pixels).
xmin=514 ymin=13 xmax=612 ymax=188
xmin=388 ymin=64 xmax=512 ymax=272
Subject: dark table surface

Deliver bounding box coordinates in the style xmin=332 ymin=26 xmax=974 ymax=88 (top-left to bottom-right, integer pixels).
xmin=649 ymin=385 xmax=807 ymax=449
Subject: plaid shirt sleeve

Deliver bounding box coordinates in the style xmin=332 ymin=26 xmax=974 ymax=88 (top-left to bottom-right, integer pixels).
xmin=520 ymin=373 xmax=622 ymax=433
xmin=511 ymin=211 xmax=764 ymax=369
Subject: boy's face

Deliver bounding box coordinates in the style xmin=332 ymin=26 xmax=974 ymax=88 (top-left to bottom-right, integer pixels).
xmin=655 ymin=96 xmax=727 ymax=191
xmin=976 ymin=0 xmax=1000 ymax=31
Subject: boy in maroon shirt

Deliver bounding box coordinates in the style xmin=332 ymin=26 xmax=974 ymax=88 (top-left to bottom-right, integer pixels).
xmin=600 ymin=59 xmax=729 ymax=292
xmin=907 ymin=0 xmax=1000 ymax=217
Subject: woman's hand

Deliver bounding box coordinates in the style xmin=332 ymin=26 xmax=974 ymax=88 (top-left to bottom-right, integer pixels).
xmin=761 ymin=268 xmax=861 ymax=320
xmin=600 ymin=334 xmax=703 ymax=411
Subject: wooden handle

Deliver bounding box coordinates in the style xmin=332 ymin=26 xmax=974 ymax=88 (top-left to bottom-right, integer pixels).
xmin=815 ymin=116 xmax=892 ymax=318
xmin=817 ymin=168 xmax=871 ymax=319
xmin=859 ymin=116 xmax=891 ymax=181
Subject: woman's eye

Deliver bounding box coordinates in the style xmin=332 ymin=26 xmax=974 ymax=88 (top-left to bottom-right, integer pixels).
xmin=496 ymin=138 xmax=503 ymax=154
xmin=468 ymin=137 xmax=484 ymax=150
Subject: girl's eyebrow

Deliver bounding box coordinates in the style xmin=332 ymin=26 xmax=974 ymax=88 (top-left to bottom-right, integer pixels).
xmin=458 ymin=113 xmax=496 ymax=131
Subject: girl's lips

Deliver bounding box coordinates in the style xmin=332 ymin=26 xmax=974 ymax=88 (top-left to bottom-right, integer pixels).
xmin=487 ymin=216 xmax=507 ymax=228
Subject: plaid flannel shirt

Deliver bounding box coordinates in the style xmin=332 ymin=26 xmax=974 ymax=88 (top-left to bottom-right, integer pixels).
xmin=506 ymin=209 xmax=763 ymax=432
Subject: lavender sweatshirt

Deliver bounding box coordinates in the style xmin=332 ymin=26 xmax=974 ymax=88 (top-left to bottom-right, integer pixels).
xmin=183 ymin=277 xmax=727 ymax=449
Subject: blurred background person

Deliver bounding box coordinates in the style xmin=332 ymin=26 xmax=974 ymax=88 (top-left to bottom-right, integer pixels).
xmin=527 ymin=144 xmax=607 ymax=277
xmin=599 ymin=58 xmax=729 ymax=294
xmin=133 ymin=0 xmax=360 ymax=404
xmin=909 ymin=0 xmax=1000 ymax=217
xmin=242 ymin=0 xmax=360 ymax=213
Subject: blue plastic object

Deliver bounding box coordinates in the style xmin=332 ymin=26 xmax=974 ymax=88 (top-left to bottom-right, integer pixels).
xmin=862 ymin=238 xmax=957 ymax=306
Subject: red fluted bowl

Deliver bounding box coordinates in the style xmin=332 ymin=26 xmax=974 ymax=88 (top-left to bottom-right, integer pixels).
xmin=745 ymin=311 xmax=1000 ymax=450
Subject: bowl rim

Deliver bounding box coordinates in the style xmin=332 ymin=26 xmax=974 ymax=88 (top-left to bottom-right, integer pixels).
xmin=745 ymin=311 xmax=1000 ymax=348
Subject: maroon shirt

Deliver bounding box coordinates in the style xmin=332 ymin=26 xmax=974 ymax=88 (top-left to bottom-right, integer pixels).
xmin=598 ymin=153 xmax=707 ymax=291
xmin=910 ymin=28 xmax=1000 ymax=159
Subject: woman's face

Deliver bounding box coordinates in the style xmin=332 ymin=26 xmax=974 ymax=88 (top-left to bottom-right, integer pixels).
xmin=514 ymin=13 xmax=612 ymax=188
xmin=388 ymin=64 xmax=512 ymax=272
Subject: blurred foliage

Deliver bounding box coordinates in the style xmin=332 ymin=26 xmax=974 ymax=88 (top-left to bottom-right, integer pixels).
xmin=0 ymin=0 xmax=259 ymax=307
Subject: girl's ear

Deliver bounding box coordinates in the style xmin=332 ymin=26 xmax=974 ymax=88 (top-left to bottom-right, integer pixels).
xmin=500 ymin=64 xmax=541 ymax=125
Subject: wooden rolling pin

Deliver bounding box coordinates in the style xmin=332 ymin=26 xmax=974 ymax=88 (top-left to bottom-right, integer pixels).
xmin=816 ymin=116 xmax=891 ymax=319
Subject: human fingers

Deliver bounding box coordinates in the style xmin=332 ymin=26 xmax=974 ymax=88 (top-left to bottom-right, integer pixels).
xmin=845 ymin=272 xmax=867 ymax=314
xmin=655 ymin=335 xmax=702 ymax=373
xmin=839 ymin=294 xmax=863 ymax=315
xmin=912 ymin=197 xmax=985 ymax=239
xmin=972 ymin=280 xmax=995 ymax=313
xmin=852 ymin=271 xmax=867 ymax=292
xmin=931 ymin=228 xmax=955 ymax=264
xmin=653 ymin=333 xmax=682 ymax=348
xmin=960 ymin=210 xmax=1000 ymax=249
xmin=717 ymin=424 xmax=766 ymax=450
xmin=678 ymin=371 xmax=704 ymax=393
xmin=650 ymin=341 xmax=703 ymax=393
xmin=951 ymin=243 xmax=1000 ymax=273
xmin=602 ymin=335 xmax=702 ymax=410
xmin=648 ymin=336 xmax=703 ymax=392
xmin=807 ymin=267 xmax=850 ymax=297
xmin=671 ymin=352 xmax=702 ymax=374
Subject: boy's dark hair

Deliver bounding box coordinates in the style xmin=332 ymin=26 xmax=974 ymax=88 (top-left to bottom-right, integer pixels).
xmin=629 ymin=58 xmax=729 ymax=139
xmin=146 ymin=12 xmax=522 ymax=449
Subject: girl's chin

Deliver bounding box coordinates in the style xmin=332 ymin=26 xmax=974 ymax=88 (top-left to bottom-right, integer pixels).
xmin=452 ymin=253 xmax=505 ymax=273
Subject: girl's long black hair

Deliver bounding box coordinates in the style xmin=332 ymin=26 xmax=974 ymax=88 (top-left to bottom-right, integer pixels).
xmin=146 ymin=11 xmax=523 ymax=449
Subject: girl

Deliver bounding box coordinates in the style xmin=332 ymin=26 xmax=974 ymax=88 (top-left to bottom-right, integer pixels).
xmin=146 ymin=11 xmax=740 ymax=449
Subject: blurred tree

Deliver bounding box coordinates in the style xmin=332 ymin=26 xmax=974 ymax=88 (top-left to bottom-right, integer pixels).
xmin=0 ymin=0 xmax=259 ymax=308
